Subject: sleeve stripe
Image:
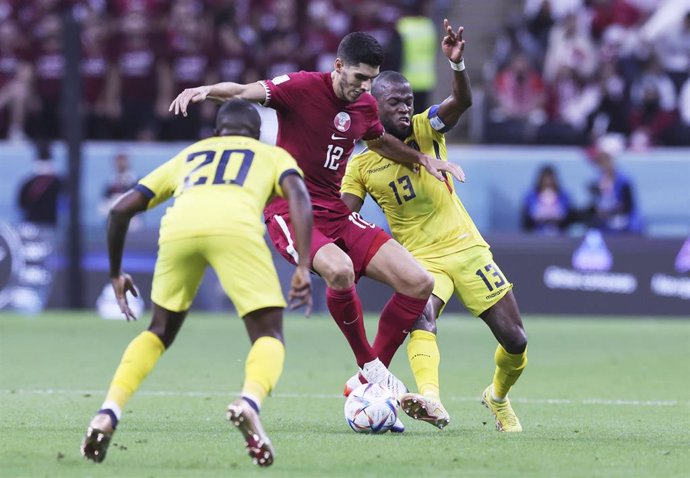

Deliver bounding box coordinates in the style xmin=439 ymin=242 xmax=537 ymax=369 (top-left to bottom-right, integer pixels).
xmin=259 ymin=80 xmax=271 ymax=107
xmin=134 ymin=184 xmax=155 ymax=199
xmin=278 ymin=168 xmax=301 ymax=185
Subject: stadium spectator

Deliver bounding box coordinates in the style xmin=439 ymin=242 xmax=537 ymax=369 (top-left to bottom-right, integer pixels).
xmin=629 ymin=57 xmax=678 ymax=147
xmin=521 ymin=164 xmax=575 ymax=234
xmin=590 ymin=59 xmax=630 ymax=137
xmin=159 ymin=14 xmax=215 ymax=140
xmin=583 ymin=135 xmax=642 ymax=234
xmin=99 ymin=151 xmax=139 ymax=227
xmin=259 ymin=30 xmax=302 ymax=80
xmin=80 ymin=14 xmax=116 ymax=140
xmin=487 ymin=53 xmax=546 ymax=144
xmin=17 ymin=141 xmax=63 ymax=226
xmin=302 ymin=0 xmax=345 ymax=72
xmin=29 ymin=13 xmax=64 ymax=140
xmin=542 ymin=12 xmax=597 ymax=83
xmin=674 ymin=73 xmax=690 ymax=145
xmin=110 ymin=12 xmax=165 ymax=140
xmin=0 ymin=18 xmax=30 ymax=141
xmin=214 ymin=21 xmax=259 ymax=83
xmin=541 ymin=66 xmax=600 ymax=145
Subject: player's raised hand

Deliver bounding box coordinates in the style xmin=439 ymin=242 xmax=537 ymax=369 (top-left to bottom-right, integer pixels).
xmin=110 ymin=273 xmax=139 ymax=321
xmin=421 ymin=154 xmax=466 ymax=183
xmin=169 ymin=85 xmax=212 ymax=117
xmin=288 ymin=265 xmax=312 ymax=317
xmin=441 ymin=18 xmax=465 ymax=63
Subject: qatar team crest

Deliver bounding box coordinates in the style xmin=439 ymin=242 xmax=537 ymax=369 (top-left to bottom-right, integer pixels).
xmin=334 ymin=112 xmax=352 ymax=132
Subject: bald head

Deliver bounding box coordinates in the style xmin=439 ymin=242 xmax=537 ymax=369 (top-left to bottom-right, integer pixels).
xmin=215 ymin=98 xmax=261 ymax=139
xmin=371 ymin=71 xmax=410 ymax=100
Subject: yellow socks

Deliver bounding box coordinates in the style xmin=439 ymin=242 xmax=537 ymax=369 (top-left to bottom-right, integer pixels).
xmin=492 ymin=345 xmax=527 ymax=400
xmin=102 ymin=331 xmax=165 ymax=420
xmin=242 ymin=336 xmax=285 ymax=410
xmin=407 ymin=330 xmax=441 ymax=399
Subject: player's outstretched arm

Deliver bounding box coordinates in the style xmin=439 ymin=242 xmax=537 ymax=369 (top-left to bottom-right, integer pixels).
xmin=169 ymin=81 xmax=267 ymax=117
xmin=367 ymin=134 xmax=465 ymax=183
xmin=281 ymin=174 xmax=313 ymax=316
xmin=436 ymin=18 xmax=472 ymax=129
xmin=107 ymin=189 xmax=149 ymax=320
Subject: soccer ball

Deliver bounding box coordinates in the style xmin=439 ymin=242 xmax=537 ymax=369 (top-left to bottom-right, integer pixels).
xmin=344 ymin=383 xmax=398 ymax=434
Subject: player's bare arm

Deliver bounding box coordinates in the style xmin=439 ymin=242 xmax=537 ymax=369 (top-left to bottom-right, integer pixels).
xmin=107 ymin=189 xmax=149 ymax=320
xmin=281 ymin=174 xmax=314 ymax=316
xmin=169 ymin=81 xmax=266 ymax=117
xmin=366 ymin=133 xmax=465 ymax=183
xmin=341 ymin=192 xmax=364 ymax=213
xmin=437 ymin=19 xmax=472 ymax=129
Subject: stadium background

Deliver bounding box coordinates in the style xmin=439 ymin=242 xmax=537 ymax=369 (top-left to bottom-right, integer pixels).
xmin=0 ymin=0 xmax=688 ymax=316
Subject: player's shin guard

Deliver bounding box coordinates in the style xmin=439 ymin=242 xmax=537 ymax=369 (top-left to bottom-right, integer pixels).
xmin=407 ymin=330 xmax=440 ymax=398
xmin=492 ymin=345 xmax=527 ymax=400
xmin=326 ymin=286 xmax=376 ymax=367
xmin=242 ymin=336 xmax=285 ymax=410
xmin=102 ymin=331 xmax=165 ymax=415
xmin=373 ymin=293 xmax=428 ymax=367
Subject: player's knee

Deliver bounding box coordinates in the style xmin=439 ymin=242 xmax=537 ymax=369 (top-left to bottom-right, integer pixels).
xmin=407 ymin=270 xmax=434 ymax=298
xmin=320 ymin=259 xmax=355 ymax=288
xmin=503 ymin=325 xmax=527 ymax=354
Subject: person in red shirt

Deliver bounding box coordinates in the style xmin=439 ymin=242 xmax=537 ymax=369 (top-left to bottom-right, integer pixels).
xmin=170 ymin=32 xmax=463 ymax=421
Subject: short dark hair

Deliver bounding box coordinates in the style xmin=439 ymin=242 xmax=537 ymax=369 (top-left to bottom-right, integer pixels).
xmin=337 ymin=32 xmax=384 ymax=67
xmin=215 ymin=98 xmax=261 ymax=138
xmin=371 ymin=71 xmax=410 ymax=98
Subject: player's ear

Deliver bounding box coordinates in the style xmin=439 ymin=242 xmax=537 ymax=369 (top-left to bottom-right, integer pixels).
xmin=334 ymin=58 xmax=343 ymax=73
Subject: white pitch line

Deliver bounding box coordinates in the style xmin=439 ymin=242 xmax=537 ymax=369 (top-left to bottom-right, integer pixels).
xmin=0 ymin=389 xmax=686 ymax=407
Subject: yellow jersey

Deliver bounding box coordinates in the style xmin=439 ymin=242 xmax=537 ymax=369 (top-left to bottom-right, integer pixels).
xmin=342 ymin=107 xmax=487 ymax=259
xmin=137 ymin=136 xmax=301 ymax=243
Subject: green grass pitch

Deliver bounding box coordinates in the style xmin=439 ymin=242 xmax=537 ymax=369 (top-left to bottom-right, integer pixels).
xmin=1 ymin=312 xmax=688 ymax=477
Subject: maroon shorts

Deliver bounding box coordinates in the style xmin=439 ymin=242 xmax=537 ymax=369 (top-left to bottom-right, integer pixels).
xmin=265 ymin=207 xmax=391 ymax=281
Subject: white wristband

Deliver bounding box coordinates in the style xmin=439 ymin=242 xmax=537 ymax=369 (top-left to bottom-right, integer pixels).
xmin=449 ymin=58 xmax=465 ymax=72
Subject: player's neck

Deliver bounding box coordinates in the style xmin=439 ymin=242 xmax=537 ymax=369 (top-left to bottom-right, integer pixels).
xmin=330 ymin=70 xmax=346 ymax=101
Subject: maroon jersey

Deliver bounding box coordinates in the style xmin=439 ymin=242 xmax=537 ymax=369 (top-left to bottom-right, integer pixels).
xmin=262 ymin=71 xmax=384 ymax=215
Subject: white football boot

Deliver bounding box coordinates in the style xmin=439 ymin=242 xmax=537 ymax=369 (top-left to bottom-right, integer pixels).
xmin=360 ymin=358 xmax=408 ymax=399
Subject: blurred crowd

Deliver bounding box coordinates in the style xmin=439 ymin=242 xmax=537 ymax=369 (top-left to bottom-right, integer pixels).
xmin=486 ymin=0 xmax=690 ymax=148
xmin=0 ymin=0 xmax=436 ymax=142
xmin=2 ymin=0 xmax=689 ymax=147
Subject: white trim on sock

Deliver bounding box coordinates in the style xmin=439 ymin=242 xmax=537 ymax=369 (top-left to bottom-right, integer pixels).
xmin=101 ymin=400 xmax=122 ymax=420
xmin=491 ymin=385 xmax=506 ymax=403
xmin=241 ymin=393 xmax=262 ymax=411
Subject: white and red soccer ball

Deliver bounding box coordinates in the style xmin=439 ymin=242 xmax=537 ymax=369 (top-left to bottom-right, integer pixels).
xmin=344 ymin=383 xmax=398 ymax=434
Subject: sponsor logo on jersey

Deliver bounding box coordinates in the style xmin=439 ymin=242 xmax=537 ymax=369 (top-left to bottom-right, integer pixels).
xmin=367 ymin=163 xmax=391 ymax=174
xmin=334 ymin=112 xmax=351 ymax=132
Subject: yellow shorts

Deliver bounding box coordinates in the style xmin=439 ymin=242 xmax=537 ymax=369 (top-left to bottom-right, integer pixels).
xmin=151 ymin=234 xmax=286 ymax=316
xmin=419 ymin=245 xmax=513 ymax=317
